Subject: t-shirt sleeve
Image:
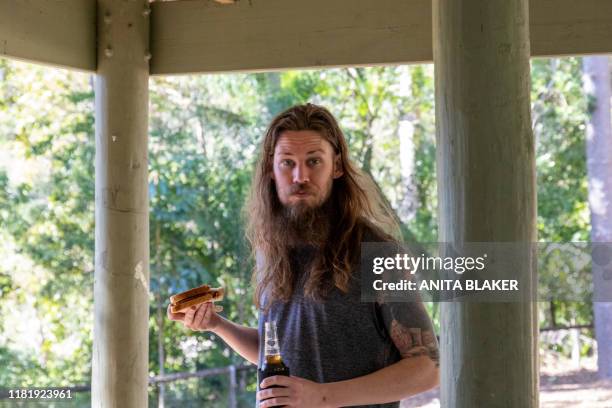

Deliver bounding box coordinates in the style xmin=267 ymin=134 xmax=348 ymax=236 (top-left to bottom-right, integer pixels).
xmin=362 ymin=227 xmax=440 ymax=367
xmin=376 ymin=299 xmax=440 ymax=367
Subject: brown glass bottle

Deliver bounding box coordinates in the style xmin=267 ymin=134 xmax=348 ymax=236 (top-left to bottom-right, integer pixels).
xmin=258 ymin=321 xmax=290 ymax=388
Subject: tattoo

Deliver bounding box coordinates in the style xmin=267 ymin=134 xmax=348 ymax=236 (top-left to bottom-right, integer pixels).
xmin=390 ymin=319 xmax=439 ymax=365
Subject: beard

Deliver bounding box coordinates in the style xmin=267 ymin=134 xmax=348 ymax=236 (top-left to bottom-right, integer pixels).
xmin=278 ymin=194 xmax=333 ymax=247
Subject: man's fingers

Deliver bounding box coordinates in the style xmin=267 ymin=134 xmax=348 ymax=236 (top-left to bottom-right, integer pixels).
xmin=192 ymin=303 xmax=209 ymax=329
xmin=256 ymin=386 xmax=291 ymax=401
xmin=167 ymin=304 xmax=184 ymax=321
xmin=183 ymin=306 xmax=196 ymax=326
xmin=258 ymin=397 xmax=291 ymax=408
xmin=260 ymin=375 xmax=292 ymax=389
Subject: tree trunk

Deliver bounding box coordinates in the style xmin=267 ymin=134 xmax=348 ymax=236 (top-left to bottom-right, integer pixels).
xmin=433 ymin=0 xmax=538 ymax=406
xmin=397 ymin=116 xmax=417 ymax=221
xmin=92 ymin=1 xmax=150 ymax=406
xmin=156 ymin=293 xmax=166 ymax=408
xmin=397 ymin=67 xmax=418 ymax=222
xmin=155 ymin=223 xmax=166 ymax=408
xmin=583 ymin=55 xmax=612 ymax=379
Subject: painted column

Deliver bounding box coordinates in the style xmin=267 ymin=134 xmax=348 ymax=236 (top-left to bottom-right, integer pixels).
xmin=433 ymin=1 xmax=538 ymax=406
xmin=92 ymin=0 xmax=151 ymax=406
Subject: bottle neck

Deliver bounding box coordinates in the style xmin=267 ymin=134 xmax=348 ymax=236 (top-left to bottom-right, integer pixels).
xmin=264 ymin=321 xmax=281 ymax=357
xmin=265 ymin=354 xmax=283 ymax=364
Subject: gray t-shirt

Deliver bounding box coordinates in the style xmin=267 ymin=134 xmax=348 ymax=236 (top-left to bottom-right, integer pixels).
xmin=256 ymin=242 xmax=438 ymax=407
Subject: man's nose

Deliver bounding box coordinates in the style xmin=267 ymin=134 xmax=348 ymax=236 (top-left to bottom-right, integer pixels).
xmin=293 ymin=162 xmax=310 ymax=183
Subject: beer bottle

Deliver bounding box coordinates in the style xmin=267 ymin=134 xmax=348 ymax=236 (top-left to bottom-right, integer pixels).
xmin=258 ymin=320 xmax=290 ymax=389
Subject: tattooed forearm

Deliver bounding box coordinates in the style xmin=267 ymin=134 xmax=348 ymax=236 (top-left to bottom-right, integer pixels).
xmin=390 ymin=319 xmax=440 ymax=365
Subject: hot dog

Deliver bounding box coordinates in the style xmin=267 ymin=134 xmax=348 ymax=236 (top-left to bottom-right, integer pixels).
xmin=169 ymin=284 xmax=224 ymax=314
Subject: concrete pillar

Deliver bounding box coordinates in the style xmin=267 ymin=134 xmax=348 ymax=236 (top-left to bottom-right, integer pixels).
xmin=92 ymin=0 xmax=151 ymax=406
xmin=433 ymin=1 xmax=538 ymax=406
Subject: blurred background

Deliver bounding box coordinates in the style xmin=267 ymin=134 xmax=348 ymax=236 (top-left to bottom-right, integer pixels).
xmin=0 ymin=56 xmax=610 ymax=407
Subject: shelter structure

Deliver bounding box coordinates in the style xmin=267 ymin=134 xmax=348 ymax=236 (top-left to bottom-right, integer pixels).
xmin=2 ymin=0 xmax=612 ymax=406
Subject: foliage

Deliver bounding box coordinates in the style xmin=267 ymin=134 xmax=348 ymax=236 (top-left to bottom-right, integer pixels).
xmin=530 ymin=58 xmax=593 ymax=354
xmin=0 ymin=59 xmax=94 ymax=388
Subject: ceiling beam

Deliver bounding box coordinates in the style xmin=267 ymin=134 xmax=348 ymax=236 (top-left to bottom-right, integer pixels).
xmin=150 ymin=0 xmax=612 ymax=75
xmin=0 ymin=0 xmax=96 ymax=71
xmin=530 ymin=0 xmax=612 ymax=58
xmin=1 ymin=0 xmax=611 ymax=74
xmin=150 ymin=0 xmax=432 ymax=75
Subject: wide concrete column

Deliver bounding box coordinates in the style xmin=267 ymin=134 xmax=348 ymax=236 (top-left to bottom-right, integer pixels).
xmin=92 ymin=0 xmax=150 ymax=407
xmin=433 ymin=1 xmax=538 ymax=407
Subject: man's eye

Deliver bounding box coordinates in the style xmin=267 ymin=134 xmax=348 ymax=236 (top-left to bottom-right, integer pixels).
xmin=280 ymin=159 xmax=294 ymax=167
xmin=308 ymin=158 xmax=321 ymax=166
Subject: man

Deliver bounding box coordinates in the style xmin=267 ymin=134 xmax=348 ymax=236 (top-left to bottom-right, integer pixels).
xmin=168 ymin=103 xmax=439 ymax=407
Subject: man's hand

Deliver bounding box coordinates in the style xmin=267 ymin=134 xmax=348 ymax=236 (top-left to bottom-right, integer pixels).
xmin=167 ymin=302 xmax=221 ymax=332
xmin=257 ymin=375 xmax=330 ymax=408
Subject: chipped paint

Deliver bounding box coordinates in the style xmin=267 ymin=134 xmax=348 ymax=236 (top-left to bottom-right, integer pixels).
xmin=134 ymin=261 xmax=148 ymax=292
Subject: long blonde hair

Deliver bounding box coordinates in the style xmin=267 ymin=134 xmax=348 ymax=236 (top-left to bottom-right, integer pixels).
xmin=245 ymin=103 xmax=399 ymax=308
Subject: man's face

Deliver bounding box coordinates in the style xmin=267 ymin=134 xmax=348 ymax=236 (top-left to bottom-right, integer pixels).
xmin=272 ymin=130 xmax=343 ymax=213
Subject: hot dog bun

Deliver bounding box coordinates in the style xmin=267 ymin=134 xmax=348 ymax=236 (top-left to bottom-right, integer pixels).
xmin=169 ymin=285 xmax=224 ymax=314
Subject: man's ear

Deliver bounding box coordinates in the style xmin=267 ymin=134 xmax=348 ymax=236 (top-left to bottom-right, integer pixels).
xmin=333 ymin=154 xmax=344 ymax=179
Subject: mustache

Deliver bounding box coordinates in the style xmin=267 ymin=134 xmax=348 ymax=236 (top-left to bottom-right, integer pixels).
xmin=289 ymin=184 xmax=314 ymax=194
